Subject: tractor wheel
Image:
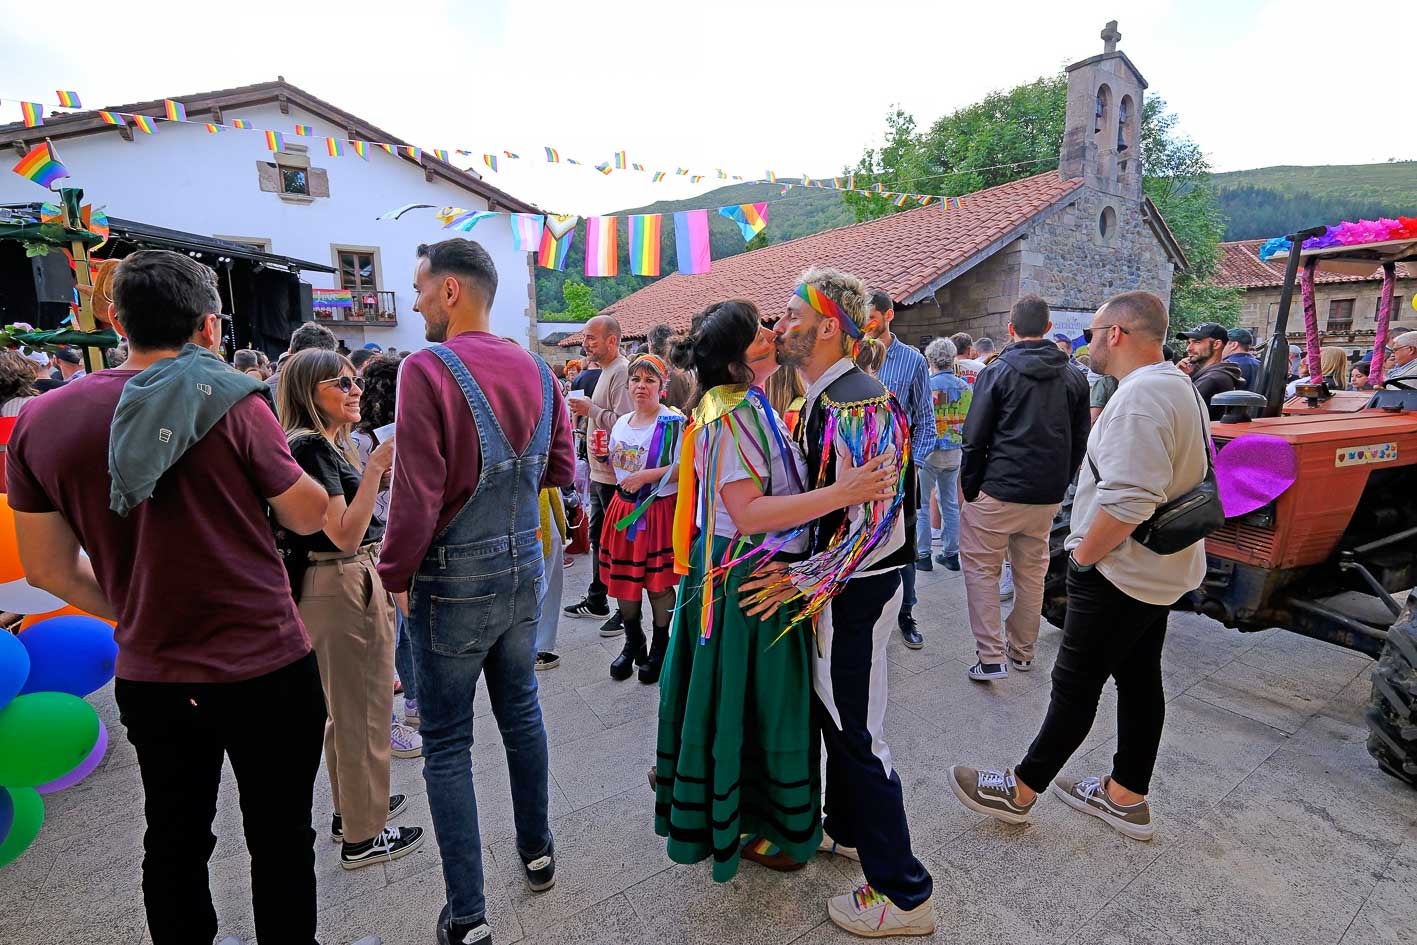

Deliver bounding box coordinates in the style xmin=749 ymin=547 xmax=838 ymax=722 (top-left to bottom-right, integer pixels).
xmin=1041 ymin=486 xmax=1075 ymax=629
xmin=1365 ymin=591 xmax=1417 ymax=788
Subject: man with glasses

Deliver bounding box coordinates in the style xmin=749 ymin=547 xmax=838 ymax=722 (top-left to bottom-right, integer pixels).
xmin=1385 ymin=331 xmax=1417 ymax=381
xmin=958 ymin=296 xmax=1089 ymax=682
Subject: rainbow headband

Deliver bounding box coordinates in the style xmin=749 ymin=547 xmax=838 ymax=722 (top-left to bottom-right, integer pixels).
xmin=794 ymin=283 xmax=862 ymax=339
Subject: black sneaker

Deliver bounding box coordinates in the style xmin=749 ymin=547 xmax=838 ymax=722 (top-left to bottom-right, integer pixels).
xmin=332 ymin=794 xmax=409 ymax=842
xmin=524 ymin=850 xmax=556 ymax=891
xmin=599 ymin=612 xmax=624 ymax=638
xmin=340 ymin=825 xmax=425 ymax=870
xmin=914 ymin=554 xmax=933 ymax=572
xmin=437 ymin=905 xmax=492 ymax=944
xmin=563 ymin=598 xmax=609 ymax=619
xmin=935 ymin=552 xmax=961 ymax=571
xmin=535 ymin=652 xmax=560 ymax=671
xmin=967 ymin=660 xmax=1008 ymax=682
xmin=899 ymin=613 xmax=924 ymax=650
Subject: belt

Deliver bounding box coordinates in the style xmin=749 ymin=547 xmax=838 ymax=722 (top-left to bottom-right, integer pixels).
xmin=308 ymin=541 xmax=382 ymax=565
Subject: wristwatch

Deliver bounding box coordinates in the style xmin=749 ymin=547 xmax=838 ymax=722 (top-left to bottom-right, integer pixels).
xmin=1068 ymin=552 xmax=1096 ymax=572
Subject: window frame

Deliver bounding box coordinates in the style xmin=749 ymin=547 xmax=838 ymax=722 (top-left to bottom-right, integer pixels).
xmin=332 ymin=244 xmax=382 ymax=294
xmin=1326 ymin=297 xmax=1355 ymax=333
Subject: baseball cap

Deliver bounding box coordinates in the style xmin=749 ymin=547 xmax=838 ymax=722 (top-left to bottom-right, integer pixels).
xmin=54 ymin=347 xmax=83 ymax=365
xmin=362 ymin=342 xmax=382 ymax=351
xmin=1227 ymin=328 xmax=1254 ymax=347
xmin=1176 ymin=323 xmax=1228 ymax=343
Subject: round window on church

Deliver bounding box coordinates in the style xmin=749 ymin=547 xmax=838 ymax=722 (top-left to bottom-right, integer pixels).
xmin=1099 ymin=205 xmax=1117 ymax=242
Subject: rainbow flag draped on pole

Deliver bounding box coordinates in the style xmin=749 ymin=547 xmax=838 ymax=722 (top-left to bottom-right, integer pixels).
xmin=628 ymin=214 xmax=662 ymax=277
xmin=510 ymin=214 xmax=545 ymax=254
xmin=164 ymin=100 xmax=187 ymax=122
xmin=11 ymin=141 xmax=69 ymax=189
xmin=538 ymin=214 xmax=578 ymax=271
xmin=585 ymin=216 xmax=618 ymax=277
xmin=673 ymin=209 xmax=711 ymax=275
xmin=718 ymin=203 xmax=768 ymax=243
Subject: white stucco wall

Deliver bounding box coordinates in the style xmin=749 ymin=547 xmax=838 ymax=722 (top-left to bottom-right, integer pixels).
xmin=0 ymin=102 xmax=536 ymax=352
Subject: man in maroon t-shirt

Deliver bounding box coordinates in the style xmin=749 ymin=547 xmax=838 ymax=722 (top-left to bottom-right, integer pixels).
xmin=7 ymin=251 xmax=331 ymax=945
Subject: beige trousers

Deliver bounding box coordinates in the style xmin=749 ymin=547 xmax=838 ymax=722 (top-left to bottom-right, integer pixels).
xmin=300 ymin=546 xmax=395 ymax=844
xmin=958 ymin=492 xmax=1059 ymax=663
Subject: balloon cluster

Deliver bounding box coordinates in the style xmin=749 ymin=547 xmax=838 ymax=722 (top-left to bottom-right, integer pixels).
xmin=0 ymin=494 xmax=117 ymax=869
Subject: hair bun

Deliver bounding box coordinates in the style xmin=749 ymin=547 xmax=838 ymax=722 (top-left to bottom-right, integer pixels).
xmin=669 ymin=336 xmax=697 ymax=372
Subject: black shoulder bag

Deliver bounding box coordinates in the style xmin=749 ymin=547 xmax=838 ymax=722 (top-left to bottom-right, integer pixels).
xmin=1087 ymin=387 xmax=1224 ymax=555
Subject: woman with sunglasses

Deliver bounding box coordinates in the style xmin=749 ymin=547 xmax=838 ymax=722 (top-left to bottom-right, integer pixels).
xmin=277 ymin=348 xmax=425 ymax=870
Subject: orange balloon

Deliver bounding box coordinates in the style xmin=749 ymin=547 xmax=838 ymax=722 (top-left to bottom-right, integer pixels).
xmin=19 ymin=604 xmax=116 ymax=631
xmin=0 ymin=497 xmax=24 ymax=584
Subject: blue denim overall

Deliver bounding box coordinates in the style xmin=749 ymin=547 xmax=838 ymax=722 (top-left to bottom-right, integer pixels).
xmin=408 ymin=344 xmax=554 ymax=925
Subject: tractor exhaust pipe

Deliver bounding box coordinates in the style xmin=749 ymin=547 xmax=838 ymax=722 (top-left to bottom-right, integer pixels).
xmin=1260 ymin=226 xmax=1328 ymax=418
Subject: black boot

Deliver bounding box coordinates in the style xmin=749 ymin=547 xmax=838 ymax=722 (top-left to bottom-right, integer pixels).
xmin=610 ymin=618 xmax=646 ymax=680
xmin=638 ymin=621 xmax=670 ymax=684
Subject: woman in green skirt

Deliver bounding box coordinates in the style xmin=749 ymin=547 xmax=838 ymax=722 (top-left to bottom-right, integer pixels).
xmin=654 ymin=300 xmax=898 ymax=880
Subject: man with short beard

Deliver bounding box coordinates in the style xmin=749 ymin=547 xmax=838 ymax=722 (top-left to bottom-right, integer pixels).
xmin=1177 ymin=323 xmax=1241 ymax=418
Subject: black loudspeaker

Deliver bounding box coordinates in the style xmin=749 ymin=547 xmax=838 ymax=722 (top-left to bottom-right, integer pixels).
xmin=32 ymin=252 xmax=75 ymax=304
xmin=0 ymin=243 xmax=74 ymax=329
xmin=296 ymin=281 xmax=314 ymax=322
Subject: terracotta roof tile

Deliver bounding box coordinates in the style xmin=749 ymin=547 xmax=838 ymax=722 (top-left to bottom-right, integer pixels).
xmin=1215 ymin=240 xmax=1415 ymax=289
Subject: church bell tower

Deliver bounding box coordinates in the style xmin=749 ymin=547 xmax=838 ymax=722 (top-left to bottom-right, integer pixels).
xmin=1059 ymin=21 xmax=1147 ymax=203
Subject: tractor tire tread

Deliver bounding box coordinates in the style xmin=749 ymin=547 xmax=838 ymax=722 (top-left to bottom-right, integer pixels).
xmin=1365 ymin=593 xmax=1417 ymax=788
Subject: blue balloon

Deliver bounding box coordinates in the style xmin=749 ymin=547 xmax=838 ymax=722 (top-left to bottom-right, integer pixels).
xmin=17 ymin=617 xmax=117 ymax=698
xmin=0 ymin=784 xmax=12 ymax=844
xmin=0 ymin=631 xmax=28 ymax=712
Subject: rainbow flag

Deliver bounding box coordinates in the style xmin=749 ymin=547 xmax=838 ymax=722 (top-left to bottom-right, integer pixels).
xmin=351 ymin=140 xmax=369 ymax=160
xmin=510 ymin=213 xmax=545 ymax=253
xmin=632 ymin=162 xmax=645 ymax=172
xmin=164 ymin=100 xmax=187 ymax=122
xmin=731 ymin=175 xmax=743 ymax=180
xmin=55 ymin=90 xmax=82 ymax=108
xmin=433 ymin=149 xmax=450 ymax=163
xmin=675 ymin=168 xmax=689 ymax=176
xmin=594 ymin=161 xmax=612 ymax=175
xmin=537 ymin=215 xmax=577 ymax=270
xmin=98 ymin=110 xmax=125 ymax=126
xmin=232 ymin=119 xmax=251 ymax=129
xmin=326 ymin=137 xmax=344 ymax=157
xmin=545 ymin=213 xmax=577 ymax=239
xmin=673 ymin=209 xmax=711 ymax=275
xmin=378 ymin=143 xmax=396 ymax=155
xmin=455 ymin=149 xmax=471 ymax=156
xmin=628 ymin=214 xmax=661 ymax=277
xmin=872 ymin=182 xmax=884 ymax=192
xmin=803 ymin=175 xmax=814 ymax=187
xmin=204 ymin=123 xmax=222 ymax=134
xmin=715 ymin=169 xmax=726 ymax=179
xmin=846 ymin=174 xmax=856 ymax=190
xmin=584 ymin=216 xmax=618 ymax=277
xmin=402 ymin=146 xmax=422 ymax=160
xmin=503 ymin=150 xmax=519 ymax=159
xmin=11 ymin=141 xmax=69 ymax=189
xmin=651 ymin=171 xmax=666 ymax=182
xmin=691 ymin=175 xmax=703 ymax=183
xmin=544 ymin=147 xmax=560 ymax=163
xmin=832 ymin=176 xmax=845 ymax=190
xmin=482 ymin=154 xmax=498 ymax=172
xmin=765 ymin=170 xmax=777 ymax=183
xmin=132 ymin=115 xmax=157 ymax=134
xmin=265 ymin=130 xmax=284 ymax=152
xmin=894 ymin=193 xmax=911 ymax=207
xmin=21 ymin=102 xmax=43 ymax=127
xmin=294 ymin=124 xmax=313 ymax=136
xmin=917 ymin=195 xmax=936 ymax=206
xmin=566 ymin=158 xmax=580 ymax=165
xmin=717 ymin=202 xmax=768 ymax=243
xmin=613 ymin=151 xmax=627 ymax=170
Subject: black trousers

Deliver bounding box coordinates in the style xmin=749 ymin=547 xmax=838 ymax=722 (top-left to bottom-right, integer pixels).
xmin=1016 ymin=565 xmax=1169 ymax=796
xmin=586 ymin=480 xmax=617 ymax=608
xmin=114 ymin=653 xmax=327 ymax=945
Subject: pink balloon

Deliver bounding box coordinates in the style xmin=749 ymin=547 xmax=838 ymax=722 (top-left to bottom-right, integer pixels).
xmin=34 ymin=719 xmax=107 ymax=794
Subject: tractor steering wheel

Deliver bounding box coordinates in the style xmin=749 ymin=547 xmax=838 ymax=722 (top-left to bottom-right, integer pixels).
xmin=1381 ymin=377 xmax=1417 ymax=390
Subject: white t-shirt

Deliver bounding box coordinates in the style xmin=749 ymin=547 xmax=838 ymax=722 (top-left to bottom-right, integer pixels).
xmin=694 ymin=397 xmax=808 ymax=553
xmin=609 ymin=405 xmax=680 ymax=496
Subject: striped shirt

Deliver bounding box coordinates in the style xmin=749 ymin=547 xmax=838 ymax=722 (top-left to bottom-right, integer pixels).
xmin=876 ymin=336 xmax=933 ymax=459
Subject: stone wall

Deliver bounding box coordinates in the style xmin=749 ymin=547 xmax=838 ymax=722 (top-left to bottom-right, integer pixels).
xmin=894 ymin=243 xmax=1023 ymax=345
xmin=1239 ymin=279 xmax=1417 ymax=347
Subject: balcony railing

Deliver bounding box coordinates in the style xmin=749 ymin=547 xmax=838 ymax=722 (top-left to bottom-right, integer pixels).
xmin=314 ymin=289 xmax=397 ymax=327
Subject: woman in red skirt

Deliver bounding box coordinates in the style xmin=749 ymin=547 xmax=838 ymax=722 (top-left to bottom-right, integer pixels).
xmin=598 ymin=354 xmax=685 ymax=683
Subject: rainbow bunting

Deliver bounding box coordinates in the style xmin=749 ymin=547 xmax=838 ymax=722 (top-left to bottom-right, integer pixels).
xmin=98 ymin=110 xmax=125 ymax=126
xmin=632 ymin=162 xmax=645 ymax=171
xmin=326 ymin=137 xmax=344 ymax=157
xmin=537 ymin=215 xmax=577 ymax=270
xmin=765 ymin=170 xmax=777 ymax=183
xmin=82 ymin=205 xmax=110 ymax=246
xmin=675 ymin=168 xmax=689 ymax=176
xmin=846 ymin=174 xmax=856 ymax=190
xmin=204 ymin=123 xmax=222 ymax=134
xmin=544 ymin=147 xmax=560 ymax=162
xmin=715 ymin=169 xmax=726 ymax=179
xmin=628 ymin=214 xmax=662 ymax=277
xmin=482 ymin=154 xmax=498 ymax=172
xmin=510 ymin=213 xmax=545 ymax=253
xmin=401 ymin=146 xmax=422 ymax=160
xmin=164 ymin=100 xmax=187 ymax=122
xmin=11 ymin=141 xmax=69 ymax=189
xmin=717 ymin=203 xmax=768 ymax=243
xmin=351 ymin=140 xmax=369 ymax=160
xmin=917 ymin=195 xmax=936 ymax=206
xmin=584 ymin=215 xmax=618 ymax=277
xmin=433 ymin=149 xmax=450 ymax=163
xmin=264 ymin=130 xmax=284 ymax=152
xmin=894 ymin=193 xmax=911 ymax=207
xmin=651 ymin=171 xmax=666 ymax=182
xmin=503 ymin=150 xmax=519 ymax=159
xmin=832 ymin=176 xmax=845 ymax=190
xmin=803 ymin=175 xmax=814 ymax=187
xmin=613 ymin=151 xmax=627 ymax=170
xmin=378 ymin=143 xmax=395 ymax=155
xmin=566 ymin=158 xmax=580 ymax=165
xmin=455 ymin=149 xmax=471 ymax=156
xmin=673 ymin=209 xmax=711 ymax=275
xmin=232 ymin=119 xmax=251 ymax=129
xmin=20 ymin=102 xmax=43 ymax=127
xmin=872 ymin=182 xmax=884 ymax=192
xmin=731 ymin=175 xmax=743 ymax=181
xmin=55 ymin=90 xmax=82 ymax=108
xmin=690 ymin=175 xmax=703 ymax=183
xmin=294 ymin=124 xmax=313 ymax=136
xmin=132 ymin=115 xmax=156 ymax=134
xmin=594 ymin=161 xmax=612 ymax=175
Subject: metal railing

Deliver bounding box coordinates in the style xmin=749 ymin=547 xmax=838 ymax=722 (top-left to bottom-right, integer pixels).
xmin=314 ymin=289 xmax=397 ymax=326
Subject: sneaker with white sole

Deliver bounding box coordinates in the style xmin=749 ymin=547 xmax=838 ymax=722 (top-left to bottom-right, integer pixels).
xmin=999 ymin=562 xmax=1014 ymax=601
xmin=535 ymin=652 xmax=560 ymax=671
xmin=598 ymin=612 xmax=624 ymax=637
xmin=437 ymin=905 xmax=492 ymax=944
xmin=827 ymin=883 xmax=935 ymax=938
xmin=817 ymin=827 xmax=860 ymax=861
xmin=948 ymin=766 xmax=1036 ymax=824
xmin=1007 ymin=655 xmax=1033 ymax=672
xmin=523 ymin=851 xmax=556 ymax=891
xmin=341 ymin=825 xmax=425 ymax=870
xmin=403 ymin=698 xmax=420 ymax=728
xmin=332 ymin=794 xmax=409 ymax=842
xmin=563 ymin=598 xmax=609 ymax=619
xmin=967 ymin=660 xmax=1008 ymax=682
xmin=1052 ymin=775 xmax=1154 ymax=841
xmin=392 ymin=721 xmax=423 ymax=758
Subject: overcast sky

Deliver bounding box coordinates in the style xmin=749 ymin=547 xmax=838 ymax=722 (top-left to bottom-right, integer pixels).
xmin=4 ymin=0 xmax=1414 ymax=216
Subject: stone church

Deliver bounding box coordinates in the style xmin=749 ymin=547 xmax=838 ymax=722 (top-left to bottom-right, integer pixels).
xmin=591 ymin=22 xmax=1185 ymax=346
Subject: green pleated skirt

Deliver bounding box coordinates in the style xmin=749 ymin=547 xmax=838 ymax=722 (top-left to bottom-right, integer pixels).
xmin=653 ymin=534 xmax=821 ymax=881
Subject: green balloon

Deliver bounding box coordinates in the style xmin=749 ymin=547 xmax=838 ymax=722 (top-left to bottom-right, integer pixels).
xmin=0 ymin=787 xmax=43 ymax=868
xmin=0 ymin=692 xmax=100 ymax=788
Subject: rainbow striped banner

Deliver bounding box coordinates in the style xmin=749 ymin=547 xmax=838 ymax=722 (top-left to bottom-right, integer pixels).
xmin=537 ymin=216 xmax=577 ymax=271
xmin=11 ymin=141 xmax=68 ymax=189
xmin=628 ymin=214 xmax=662 ymax=277
xmin=482 ymin=154 xmax=498 ymax=172
xmin=232 ymin=119 xmax=251 ymax=129
xmin=326 ymin=137 xmax=344 ymax=157
xmin=613 ymin=151 xmax=627 ymax=170
xmin=164 ymin=100 xmax=187 ymax=122
xmin=510 ymin=213 xmax=545 ymax=253
xmin=503 ymin=150 xmax=519 ymax=159
xmin=675 ymin=168 xmax=689 ymax=176
xmin=20 ymin=102 xmax=43 ymax=127
xmin=294 ymin=124 xmax=313 ymax=136
xmin=544 ymin=147 xmax=560 ymax=162
xmin=632 ymin=162 xmax=645 ymax=171
xmin=351 ymin=140 xmax=369 ymax=160
xmin=432 ymin=149 xmax=450 ymax=163
xmin=265 ymin=130 xmax=284 ymax=152
xmin=401 ymin=146 xmax=422 ymax=160
xmin=379 ymin=143 xmax=396 ymax=155
xmin=690 ymin=175 xmax=703 ymax=183
xmin=715 ymin=169 xmax=726 ymax=179
xmin=673 ymin=209 xmax=711 ymax=275
xmin=651 ymin=171 xmax=666 ymax=182
xmin=594 ymin=161 xmax=612 ymax=175
xmin=765 ymin=170 xmax=777 ymax=183
xmin=455 ymin=149 xmax=471 ymax=156
xmin=98 ymin=110 xmax=125 ymax=126
xmin=204 ymin=123 xmax=222 ymax=134
xmin=132 ymin=115 xmax=157 ymax=134
xmin=893 ymin=193 xmax=911 ymax=207
xmin=584 ymin=216 xmax=618 ymax=277
xmin=718 ymin=203 xmax=768 ymax=243
xmin=55 ymin=90 xmax=82 ymax=108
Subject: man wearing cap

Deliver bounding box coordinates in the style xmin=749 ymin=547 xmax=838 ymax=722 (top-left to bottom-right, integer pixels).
xmin=1222 ymin=329 xmax=1261 ymax=392
xmin=52 ymin=347 xmax=87 ymax=383
xmin=1178 ymin=323 xmax=1242 ymax=418
xmin=1386 ymin=330 xmax=1417 ymax=382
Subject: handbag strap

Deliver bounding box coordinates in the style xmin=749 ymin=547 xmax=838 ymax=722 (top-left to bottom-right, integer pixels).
xmin=1086 ymin=374 xmax=1215 ymax=483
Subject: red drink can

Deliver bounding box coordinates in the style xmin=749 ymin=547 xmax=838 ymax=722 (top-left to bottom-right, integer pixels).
xmin=591 ymin=428 xmax=609 ymax=457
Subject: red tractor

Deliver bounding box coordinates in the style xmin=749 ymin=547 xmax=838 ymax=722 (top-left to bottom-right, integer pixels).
xmin=1044 ymin=225 xmax=1417 ymax=787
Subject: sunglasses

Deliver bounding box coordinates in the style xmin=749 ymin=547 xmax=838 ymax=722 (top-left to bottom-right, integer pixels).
xmin=320 ymin=375 xmax=366 ymax=394
xmin=1082 ymin=324 xmax=1130 ymax=344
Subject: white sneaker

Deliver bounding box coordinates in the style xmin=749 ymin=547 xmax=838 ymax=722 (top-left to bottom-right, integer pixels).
xmin=817 ymin=827 xmax=860 ymax=861
xmin=391 ymin=721 xmax=422 ymax=758
xmin=999 ymin=562 xmax=1014 ymax=601
xmin=827 ymin=883 xmax=935 ymax=938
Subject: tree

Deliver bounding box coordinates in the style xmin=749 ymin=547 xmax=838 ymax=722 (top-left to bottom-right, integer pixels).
xmin=541 ymin=281 xmax=600 ymax=323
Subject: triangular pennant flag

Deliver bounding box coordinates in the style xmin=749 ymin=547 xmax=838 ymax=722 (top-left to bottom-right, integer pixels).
xmin=673 ymin=209 xmax=711 ymax=275
xmin=717 ymin=203 xmax=768 ymax=243
xmin=510 ymin=214 xmax=546 ymax=253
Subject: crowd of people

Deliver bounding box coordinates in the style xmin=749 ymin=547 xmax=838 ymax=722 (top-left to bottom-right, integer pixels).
xmin=2 ymin=234 xmax=1409 ymax=944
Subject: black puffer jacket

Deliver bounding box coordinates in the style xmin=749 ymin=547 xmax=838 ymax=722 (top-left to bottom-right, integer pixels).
xmin=960 ymin=339 xmax=1090 ymax=505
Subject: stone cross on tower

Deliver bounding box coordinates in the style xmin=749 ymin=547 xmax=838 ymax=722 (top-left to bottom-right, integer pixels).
xmin=1101 ymin=20 xmax=1121 ymax=54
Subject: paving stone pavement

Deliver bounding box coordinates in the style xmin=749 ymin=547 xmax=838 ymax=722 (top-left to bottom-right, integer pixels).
xmin=5 ymin=554 xmax=1415 ymax=945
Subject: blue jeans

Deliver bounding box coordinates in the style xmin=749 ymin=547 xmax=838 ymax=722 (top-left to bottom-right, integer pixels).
xmin=409 ymin=561 xmax=552 ymax=925
xmin=917 ymin=453 xmax=961 ymax=558
xmin=394 ymin=609 xmax=417 ymax=704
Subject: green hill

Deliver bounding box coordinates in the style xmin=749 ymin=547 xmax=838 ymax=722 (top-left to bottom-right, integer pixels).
xmin=1213 ymin=161 xmax=1417 ymax=240
xmin=536 ymin=181 xmax=853 ymax=318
